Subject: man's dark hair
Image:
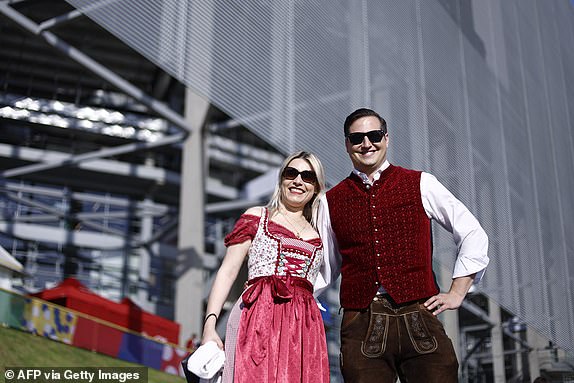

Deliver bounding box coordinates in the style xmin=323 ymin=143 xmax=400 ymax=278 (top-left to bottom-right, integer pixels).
xmin=343 ymin=108 xmax=387 ymax=137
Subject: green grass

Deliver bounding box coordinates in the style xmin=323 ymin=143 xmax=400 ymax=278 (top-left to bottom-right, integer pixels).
xmin=0 ymin=326 xmax=185 ymax=383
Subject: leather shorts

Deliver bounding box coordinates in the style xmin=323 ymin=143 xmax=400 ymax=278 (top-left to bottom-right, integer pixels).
xmin=339 ymin=294 xmax=458 ymax=383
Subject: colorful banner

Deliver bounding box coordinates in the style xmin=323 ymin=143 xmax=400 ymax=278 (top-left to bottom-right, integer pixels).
xmin=0 ymin=288 xmax=187 ymax=377
xmin=161 ymin=344 xmax=188 ymax=376
xmin=0 ymin=288 xmax=25 ymax=329
xmin=21 ymin=297 xmax=78 ymax=344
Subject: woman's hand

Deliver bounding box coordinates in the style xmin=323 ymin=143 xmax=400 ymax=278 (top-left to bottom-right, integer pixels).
xmin=201 ymin=327 xmax=224 ymax=350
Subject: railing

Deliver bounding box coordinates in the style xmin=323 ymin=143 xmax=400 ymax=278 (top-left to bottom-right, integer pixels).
xmin=0 ymin=287 xmax=188 ymax=377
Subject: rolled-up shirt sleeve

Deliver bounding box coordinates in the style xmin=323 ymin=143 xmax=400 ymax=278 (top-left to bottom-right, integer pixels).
xmin=313 ymin=194 xmax=342 ymax=297
xmin=421 ymin=172 xmax=489 ymax=283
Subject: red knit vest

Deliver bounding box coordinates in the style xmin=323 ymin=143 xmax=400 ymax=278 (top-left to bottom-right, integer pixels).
xmin=327 ymin=165 xmax=438 ymax=308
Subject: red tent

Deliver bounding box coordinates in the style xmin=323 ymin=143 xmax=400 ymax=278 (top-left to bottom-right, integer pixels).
xmin=32 ymin=278 xmax=180 ymax=344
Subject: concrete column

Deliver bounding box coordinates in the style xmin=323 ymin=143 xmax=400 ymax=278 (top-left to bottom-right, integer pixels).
xmin=437 ymin=262 xmax=461 ymax=360
xmin=489 ymin=298 xmax=506 ymax=383
xmin=527 ymin=326 xmax=548 ymax=380
xmin=514 ymin=335 xmax=524 ymax=381
xmin=137 ymin=197 xmax=155 ymax=313
xmin=175 ymin=89 xmax=210 ymax=345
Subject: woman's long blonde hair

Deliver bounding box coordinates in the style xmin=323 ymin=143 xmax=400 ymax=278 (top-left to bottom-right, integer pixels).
xmin=266 ymin=151 xmax=326 ymax=229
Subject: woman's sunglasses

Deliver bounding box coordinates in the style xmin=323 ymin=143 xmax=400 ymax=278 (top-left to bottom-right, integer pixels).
xmin=282 ymin=167 xmax=317 ymax=184
xmin=347 ymin=129 xmax=386 ymax=145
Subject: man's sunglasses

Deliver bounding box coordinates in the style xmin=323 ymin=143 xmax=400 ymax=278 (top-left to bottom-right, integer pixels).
xmin=282 ymin=167 xmax=317 ymax=184
xmin=346 ymin=129 xmax=386 ymax=145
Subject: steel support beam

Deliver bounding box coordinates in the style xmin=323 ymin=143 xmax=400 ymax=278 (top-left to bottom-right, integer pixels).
xmin=1 ymin=133 xmax=185 ymax=178
xmin=0 ymin=2 xmax=191 ymax=133
xmin=0 ymin=221 xmax=125 ymax=249
xmin=3 ymin=191 xmax=124 ymax=235
xmin=1 ymin=182 xmax=170 ymax=214
xmin=37 ymin=8 xmax=84 ymax=31
xmin=461 ymin=299 xmax=496 ymax=327
xmin=0 ymin=2 xmax=191 ymax=178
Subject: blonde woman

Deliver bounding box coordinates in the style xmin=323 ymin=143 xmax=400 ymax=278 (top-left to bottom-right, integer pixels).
xmin=201 ymin=151 xmax=329 ymax=383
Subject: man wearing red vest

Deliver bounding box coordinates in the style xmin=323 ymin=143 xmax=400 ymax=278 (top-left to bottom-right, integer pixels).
xmin=318 ymin=108 xmax=489 ymax=382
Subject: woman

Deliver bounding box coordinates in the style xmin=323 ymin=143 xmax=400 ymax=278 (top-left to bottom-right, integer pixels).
xmin=201 ymin=151 xmax=329 ymax=383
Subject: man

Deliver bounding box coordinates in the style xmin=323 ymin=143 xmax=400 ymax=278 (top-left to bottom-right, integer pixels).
xmin=318 ymin=108 xmax=489 ymax=382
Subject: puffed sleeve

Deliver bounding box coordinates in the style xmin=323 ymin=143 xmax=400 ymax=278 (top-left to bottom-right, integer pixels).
xmin=224 ymin=214 xmax=259 ymax=246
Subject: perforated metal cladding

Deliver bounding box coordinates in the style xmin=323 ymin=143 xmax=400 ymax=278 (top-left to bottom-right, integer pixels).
xmin=65 ymin=0 xmax=574 ymax=352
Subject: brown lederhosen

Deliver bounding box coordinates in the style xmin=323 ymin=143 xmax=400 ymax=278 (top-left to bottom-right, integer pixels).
xmin=340 ymin=293 xmax=458 ymax=383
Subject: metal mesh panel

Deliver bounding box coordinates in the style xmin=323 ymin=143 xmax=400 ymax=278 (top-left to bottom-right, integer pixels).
xmin=65 ymin=0 xmax=574 ymax=351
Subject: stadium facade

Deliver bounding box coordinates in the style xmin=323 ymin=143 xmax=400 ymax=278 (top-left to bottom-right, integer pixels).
xmin=1 ymin=1 xmax=573 ymax=381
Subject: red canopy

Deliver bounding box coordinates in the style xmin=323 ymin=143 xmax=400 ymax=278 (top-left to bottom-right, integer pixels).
xmin=32 ymin=278 xmax=180 ymax=344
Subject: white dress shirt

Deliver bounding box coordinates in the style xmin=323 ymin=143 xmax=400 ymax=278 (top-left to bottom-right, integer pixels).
xmin=313 ymin=160 xmax=489 ymax=297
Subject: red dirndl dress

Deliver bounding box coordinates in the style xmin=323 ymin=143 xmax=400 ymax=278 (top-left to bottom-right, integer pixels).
xmin=222 ymin=208 xmax=329 ymax=383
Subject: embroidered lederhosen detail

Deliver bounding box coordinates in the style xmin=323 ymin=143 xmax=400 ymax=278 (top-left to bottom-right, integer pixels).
xmin=403 ymin=310 xmax=438 ymax=354
xmin=361 ymin=311 xmax=389 ymax=358
xmin=361 ymin=295 xmax=438 ymax=357
xmin=379 ymin=295 xmax=401 ymax=313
